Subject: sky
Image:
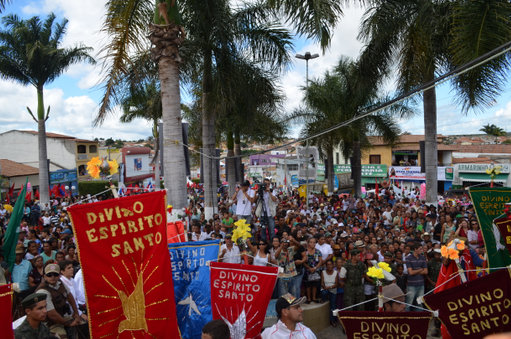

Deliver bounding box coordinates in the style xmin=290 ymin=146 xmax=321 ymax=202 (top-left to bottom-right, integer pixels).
xmin=0 ymin=1 xmax=510 ymax=142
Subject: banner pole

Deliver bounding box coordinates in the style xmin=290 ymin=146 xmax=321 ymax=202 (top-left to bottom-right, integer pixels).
xmin=377 ymin=280 xmax=383 ymax=312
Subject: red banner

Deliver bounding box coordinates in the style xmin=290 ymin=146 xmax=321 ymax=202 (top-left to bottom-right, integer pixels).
xmin=337 ymin=311 xmax=431 ymax=339
xmin=210 ymin=262 xmax=278 ymax=339
xmin=0 ymin=284 xmax=14 ymax=339
xmin=68 ymin=191 xmax=180 ymax=339
xmin=424 ymin=268 xmax=511 ymax=338
xmin=167 ymin=221 xmax=186 ymax=243
xmin=494 ymin=215 xmax=511 ymax=254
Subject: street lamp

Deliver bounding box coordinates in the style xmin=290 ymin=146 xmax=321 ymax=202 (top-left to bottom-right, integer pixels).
xmin=295 ymin=51 xmax=319 ymax=86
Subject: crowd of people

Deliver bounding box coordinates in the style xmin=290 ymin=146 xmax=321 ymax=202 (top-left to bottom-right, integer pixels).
xmin=0 ymin=179 xmax=487 ymax=338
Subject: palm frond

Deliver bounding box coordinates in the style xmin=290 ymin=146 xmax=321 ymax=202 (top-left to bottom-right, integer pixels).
xmin=95 ymin=0 xmax=154 ymax=126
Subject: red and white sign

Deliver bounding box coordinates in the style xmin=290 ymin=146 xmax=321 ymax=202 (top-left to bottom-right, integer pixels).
xmin=210 ymin=262 xmax=278 ymax=339
xmin=389 ymin=166 xmax=425 ymax=180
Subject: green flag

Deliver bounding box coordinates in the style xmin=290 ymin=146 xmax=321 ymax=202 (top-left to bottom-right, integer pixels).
xmin=469 ymin=187 xmax=511 ymax=269
xmin=4 ymin=178 xmax=27 ymax=272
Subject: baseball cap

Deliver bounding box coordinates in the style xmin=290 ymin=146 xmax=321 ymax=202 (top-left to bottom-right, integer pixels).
xmin=276 ymin=293 xmax=306 ymax=318
xmin=44 ymin=263 xmax=60 ymax=275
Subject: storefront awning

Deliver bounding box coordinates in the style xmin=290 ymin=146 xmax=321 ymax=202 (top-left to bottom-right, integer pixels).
xmin=459 ymin=173 xmax=508 ymax=183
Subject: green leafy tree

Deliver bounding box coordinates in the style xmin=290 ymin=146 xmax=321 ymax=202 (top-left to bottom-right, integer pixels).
xmin=359 ymin=0 xmax=511 ymax=204
xmin=480 ymin=123 xmax=506 ymax=137
xmin=290 ymin=57 xmax=413 ymax=195
xmin=0 ymin=13 xmax=94 ymax=207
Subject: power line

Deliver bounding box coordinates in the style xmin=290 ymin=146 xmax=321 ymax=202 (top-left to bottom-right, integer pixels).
xmin=178 ymin=40 xmax=511 ymax=161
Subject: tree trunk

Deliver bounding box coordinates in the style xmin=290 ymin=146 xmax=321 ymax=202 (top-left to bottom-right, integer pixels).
xmin=37 ymin=86 xmax=50 ymax=209
xmin=226 ymin=128 xmax=236 ymax=197
xmin=326 ymin=146 xmax=335 ymax=194
xmin=152 ymin=121 xmax=160 ymax=191
xmin=352 ymin=137 xmax=362 ymax=198
xmin=234 ymin=130 xmax=242 ymax=185
xmin=202 ymin=48 xmax=218 ymax=219
xmin=423 ymin=86 xmax=438 ymax=205
xmin=149 ymin=24 xmax=187 ymax=209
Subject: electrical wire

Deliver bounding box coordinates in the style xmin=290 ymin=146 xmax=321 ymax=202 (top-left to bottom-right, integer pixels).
xmin=175 ymin=40 xmax=511 ymax=161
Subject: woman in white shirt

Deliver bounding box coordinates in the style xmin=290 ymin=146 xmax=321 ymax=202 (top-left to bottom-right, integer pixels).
xmin=247 ymin=239 xmax=270 ymax=266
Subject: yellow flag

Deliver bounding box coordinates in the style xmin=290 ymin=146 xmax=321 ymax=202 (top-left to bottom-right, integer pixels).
xmin=323 ymin=184 xmax=328 ymax=196
xmin=298 ymin=185 xmax=306 ymax=198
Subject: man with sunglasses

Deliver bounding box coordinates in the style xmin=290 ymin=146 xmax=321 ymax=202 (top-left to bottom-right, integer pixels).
xmin=36 ymin=263 xmax=81 ymax=339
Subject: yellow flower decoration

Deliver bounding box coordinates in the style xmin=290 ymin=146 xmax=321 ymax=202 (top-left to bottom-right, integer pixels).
xmin=448 ymin=248 xmax=459 ymax=260
xmin=232 ymin=219 xmax=252 ymax=243
xmin=441 ymin=246 xmax=449 ymax=257
xmin=3 ymin=204 xmax=13 ymax=213
xmin=367 ymin=266 xmax=384 ymax=280
xmin=441 ymin=245 xmax=461 ymax=260
xmin=378 ymin=262 xmax=391 ymax=273
xmin=88 ymin=165 xmax=101 ymax=179
xmin=108 ymin=160 xmax=119 ymax=175
xmin=486 ymin=169 xmax=492 ymax=175
xmin=456 ymin=240 xmax=465 ymax=251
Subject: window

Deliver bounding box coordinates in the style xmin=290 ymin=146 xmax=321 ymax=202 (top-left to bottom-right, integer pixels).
xmin=336 ymin=152 xmax=340 ymax=165
xmin=89 ymin=145 xmax=97 ymax=153
xmin=287 ymin=164 xmax=298 ymax=171
xmin=78 ymin=165 xmax=86 ymax=176
xmin=77 ymin=145 xmax=86 ymax=153
xmin=369 ymin=155 xmax=381 ymax=164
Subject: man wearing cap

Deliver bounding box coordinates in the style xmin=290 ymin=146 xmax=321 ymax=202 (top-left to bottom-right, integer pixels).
xmin=381 ymin=283 xmax=406 ymax=312
xmin=36 ymin=263 xmax=81 ymax=338
xmin=14 ymin=292 xmax=56 ymax=339
xmin=261 ymin=293 xmax=316 ymax=338
xmin=219 ymin=235 xmax=241 ymax=264
xmin=12 ymin=244 xmax=33 ymax=297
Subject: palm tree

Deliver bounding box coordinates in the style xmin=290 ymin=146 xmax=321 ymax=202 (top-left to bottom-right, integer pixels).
xmin=0 ymin=0 xmax=9 ymax=13
xmin=291 ymin=56 xmax=413 ymax=195
xmin=118 ymin=54 xmax=163 ymax=189
xmin=359 ymin=0 xmax=511 ymax=204
xmin=96 ymin=0 xmax=345 ymax=212
xmin=480 ymin=124 xmax=506 ymax=137
xmin=180 ymin=1 xmax=292 ymax=217
xmin=0 ymin=13 xmax=94 ymax=208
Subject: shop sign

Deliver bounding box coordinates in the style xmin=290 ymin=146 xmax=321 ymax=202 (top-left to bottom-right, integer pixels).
xmin=458 ymin=163 xmax=510 ymax=174
xmin=334 ymin=164 xmax=387 ymax=177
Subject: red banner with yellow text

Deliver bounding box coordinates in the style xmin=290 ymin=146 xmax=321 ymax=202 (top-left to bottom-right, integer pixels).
xmin=0 ymin=284 xmax=14 ymax=339
xmin=210 ymin=262 xmax=278 ymax=339
xmin=423 ymin=267 xmax=511 ymax=338
xmin=337 ymin=311 xmax=431 ymax=339
xmin=68 ymin=191 xmax=180 ymax=339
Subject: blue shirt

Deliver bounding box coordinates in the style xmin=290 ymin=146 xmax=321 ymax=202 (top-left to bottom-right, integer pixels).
xmin=12 ymin=260 xmax=32 ymax=291
xmin=405 ymin=253 xmax=427 ymax=286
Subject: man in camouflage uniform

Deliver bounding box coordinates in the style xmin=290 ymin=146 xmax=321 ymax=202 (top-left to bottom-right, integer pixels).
xmin=14 ymin=292 xmax=56 ymax=339
xmin=426 ymin=248 xmax=442 ymax=292
xmin=339 ymin=249 xmax=366 ymax=310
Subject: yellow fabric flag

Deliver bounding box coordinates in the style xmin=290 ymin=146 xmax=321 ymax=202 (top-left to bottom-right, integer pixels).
xmin=298 ymin=185 xmax=306 ymax=198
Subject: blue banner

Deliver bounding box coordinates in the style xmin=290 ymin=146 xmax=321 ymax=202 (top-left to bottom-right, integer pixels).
xmin=168 ymin=240 xmax=220 ymax=339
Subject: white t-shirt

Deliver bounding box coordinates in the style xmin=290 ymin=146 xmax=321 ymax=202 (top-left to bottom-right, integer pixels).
xmin=262 ymin=320 xmax=316 ymax=339
xmin=235 ymin=189 xmax=255 ymax=216
xmin=220 ymin=244 xmax=241 ymax=264
xmin=315 ymin=243 xmax=333 ymax=261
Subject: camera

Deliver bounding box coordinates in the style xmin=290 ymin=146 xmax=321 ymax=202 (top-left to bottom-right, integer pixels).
xmin=258 ymin=183 xmax=266 ymax=197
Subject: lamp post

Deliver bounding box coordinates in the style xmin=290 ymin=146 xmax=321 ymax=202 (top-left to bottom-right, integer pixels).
xmin=295 ymin=51 xmax=319 ymax=86
xmin=296 ymin=52 xmax=318 ymax=208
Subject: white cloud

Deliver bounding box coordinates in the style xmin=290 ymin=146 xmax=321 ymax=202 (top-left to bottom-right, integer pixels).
xmin=495 ymin=101 xmax=511 ymax=119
